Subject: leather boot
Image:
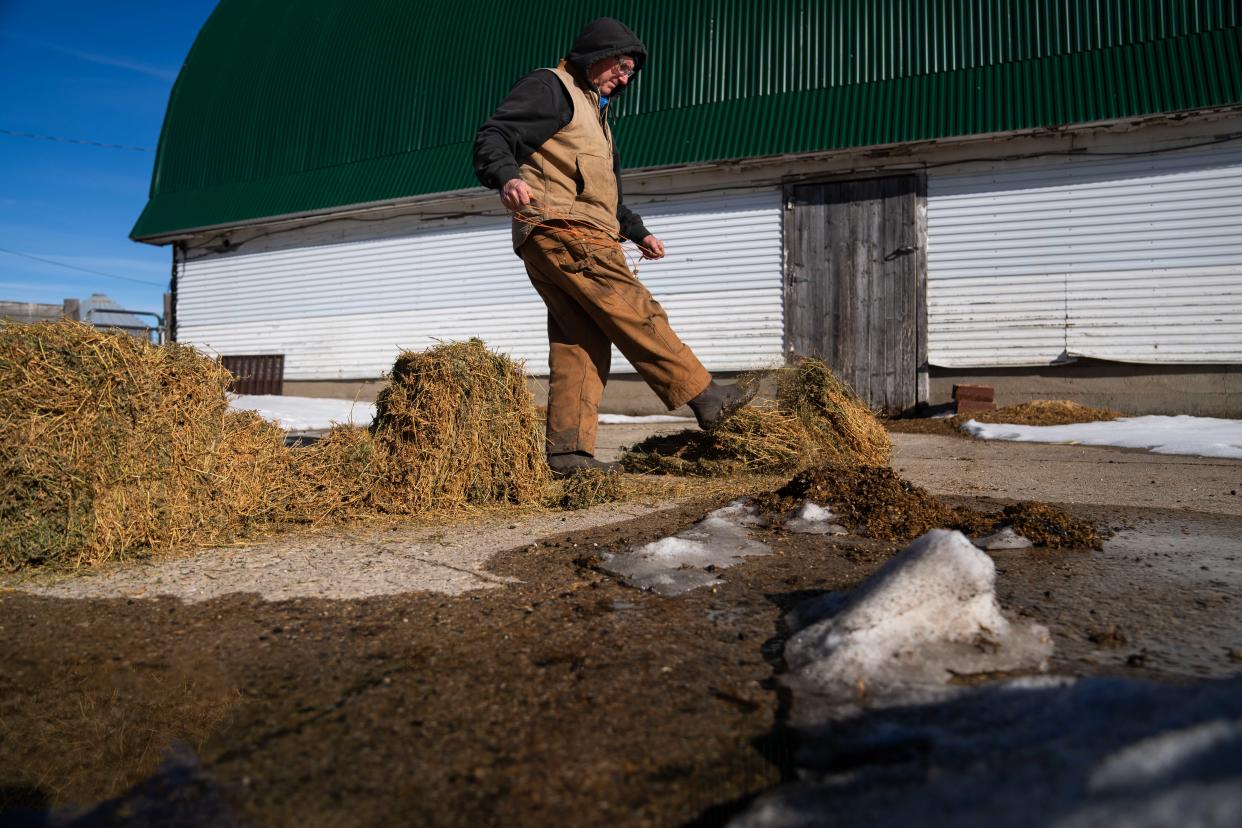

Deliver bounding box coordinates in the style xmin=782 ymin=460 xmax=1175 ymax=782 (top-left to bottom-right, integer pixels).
xmin=687 ymin=380 xmax=758 ymax=430
xmin=548 ymin=451 xmax=622 ymax=479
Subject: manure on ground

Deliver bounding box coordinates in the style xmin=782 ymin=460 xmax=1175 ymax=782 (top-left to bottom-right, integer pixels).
xmin=756 ymin=463 xmax=1107 ymax=549
xmin=998 ymin=501 xmax=1106 ymax=549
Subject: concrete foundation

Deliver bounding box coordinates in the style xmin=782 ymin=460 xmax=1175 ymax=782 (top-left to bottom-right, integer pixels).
xmin=285 ymin=361 xmax=1241 ymax=418
xmin=282 ymin=372 xmax=750 ymax=417
xmin=930 ymin=360 xmax=1242 ymax=417
xmin=282 ymin=378 xmax=388 ymax=402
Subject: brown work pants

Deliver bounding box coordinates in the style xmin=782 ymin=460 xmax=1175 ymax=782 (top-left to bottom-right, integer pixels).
xmin=519 ymin=224 xmax=711 ymax=456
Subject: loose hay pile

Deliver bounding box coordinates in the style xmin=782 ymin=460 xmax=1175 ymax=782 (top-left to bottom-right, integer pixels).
xmin=622 ymin=358 xmax=890 ymax=477
xmin=370 ymin=339 xmax=548 ymax=513
xmin=622 ymin=407 xmax=810 ymax=476
xmin=961 ymin=399 xmax=1123 ymax=427
xmin=0 ymin=323 xmax=289 ymax=570
xmin=0 ymin=325 xmax=548 ymax=571
xmin=757 ymin=463 xmax=1106 ymax=549
xmin=544 ymin=468 xmax=627 ymax=510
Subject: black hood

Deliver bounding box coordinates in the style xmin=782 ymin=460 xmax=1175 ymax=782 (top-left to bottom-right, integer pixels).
xmin=566 ymin=17 xmax=647 ymax=74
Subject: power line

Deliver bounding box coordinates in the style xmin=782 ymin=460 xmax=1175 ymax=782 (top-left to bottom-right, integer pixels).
xmin=0 ymin=128 xmax=153 ymax=153
xmin=0 ymin=247 xmax=165 ymax=287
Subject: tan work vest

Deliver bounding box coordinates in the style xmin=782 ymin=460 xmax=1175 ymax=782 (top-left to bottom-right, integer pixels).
xmin=512 ymin=61 xmax=620 ymax=249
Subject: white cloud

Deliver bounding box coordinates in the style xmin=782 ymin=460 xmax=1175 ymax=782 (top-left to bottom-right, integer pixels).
xmin=2 ymin=31 xmax=178 ymax=82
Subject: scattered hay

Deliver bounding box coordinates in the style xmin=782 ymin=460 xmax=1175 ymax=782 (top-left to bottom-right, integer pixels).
xmin=286 ymin=426 xmax=382 ymax=524
xmin=756 ymin=463 xmax=1107 ymax=549
xmin=623 ymin=407 xmax=809 ymax=477
xmin=545 ymin=468 xmax=626 ymax=510
xmin=884 ymin=399 xmax=1124 ymax=435
xmin=1 ymin=326 xmax=551 ymax=572
xmin=621 ymin=358 xmax=891 ymax=477
xmin=962 ymin=400 xmax=1124 ymax=427
xmin=370 ymin=339 xmax=548 ymax=513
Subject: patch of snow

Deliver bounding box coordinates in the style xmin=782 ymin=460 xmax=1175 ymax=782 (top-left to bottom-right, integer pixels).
xmin=597 ymin=413 xmax=696 ymax=424
xmin=974 ymin=526 xmax=1034 ymax=550
xmin=785 ymin=501 xmax=848 ymax=536
xmin=784 ymin=529 xmax=1051 ymax=714
xmin=962 ymin=415 xmax=1242 ymax=460
xmin=599 ymin=500 xmax=770 ymax=595
xmin=711 ymin=500 xmax=769 ymax=527
xmin=229 ymin=394 xmax=375 ymax=431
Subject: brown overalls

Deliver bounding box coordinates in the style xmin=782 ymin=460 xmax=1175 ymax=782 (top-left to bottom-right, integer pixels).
xmin=514 ymin=62 xmax=711 ymax=456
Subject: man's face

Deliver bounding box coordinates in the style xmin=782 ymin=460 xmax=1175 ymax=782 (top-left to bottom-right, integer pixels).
xmin=589 ymin=55 xmax=636 ymax=96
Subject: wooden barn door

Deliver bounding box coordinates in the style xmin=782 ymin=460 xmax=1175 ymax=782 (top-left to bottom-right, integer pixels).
xmin=784 ymin=175 xmax=926 ymax=414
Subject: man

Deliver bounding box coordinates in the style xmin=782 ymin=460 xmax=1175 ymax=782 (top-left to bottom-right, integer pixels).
xmin=473 ymin=17 xmax=754 ymax=478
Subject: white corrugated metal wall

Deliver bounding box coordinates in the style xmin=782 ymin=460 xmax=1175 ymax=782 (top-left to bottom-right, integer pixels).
xmin=177 ymin=189 xmax=783 ymax=379
xmin=927 ymin=140 xmax=1242 ymax=367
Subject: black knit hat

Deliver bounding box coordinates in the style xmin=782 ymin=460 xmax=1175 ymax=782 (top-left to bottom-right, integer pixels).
xmin=566 ymin=17 xmax=647 ymax=74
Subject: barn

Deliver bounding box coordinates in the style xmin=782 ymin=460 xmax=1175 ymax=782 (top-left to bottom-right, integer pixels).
xmin=131 ymin=0 xmax=1242 ymax=415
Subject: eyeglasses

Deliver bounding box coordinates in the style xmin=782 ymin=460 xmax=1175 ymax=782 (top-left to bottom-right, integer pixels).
xmin=615 ymin=59 xmax=636 ymax=79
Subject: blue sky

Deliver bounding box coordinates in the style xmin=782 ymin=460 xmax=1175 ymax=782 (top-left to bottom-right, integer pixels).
xmin=0 ymin=0 xmax=217 ymax=315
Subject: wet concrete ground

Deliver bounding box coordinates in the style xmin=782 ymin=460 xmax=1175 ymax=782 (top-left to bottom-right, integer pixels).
xmin=1 ymin=432 xmax=1239 ymax=826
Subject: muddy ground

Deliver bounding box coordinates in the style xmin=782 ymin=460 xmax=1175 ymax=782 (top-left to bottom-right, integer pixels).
xmin=1 ymin=433 xmax=1240 ymax=826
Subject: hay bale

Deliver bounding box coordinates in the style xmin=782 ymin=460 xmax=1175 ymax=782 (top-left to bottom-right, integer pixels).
xmin=370 ymin=339 xmax=548 ymax=512
xmin=621 ymin=358 xmax=890 ymax=477
xmin=0 ymin=322 xmax=288 ymax=570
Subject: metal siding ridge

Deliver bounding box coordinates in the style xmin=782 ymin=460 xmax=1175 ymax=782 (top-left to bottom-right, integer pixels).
xmin=928 ymin=138 xmax=1242 ymax=366
xmin=136 ymin=6 xmax=1242 ymax=239
xmin=178 ymin=188 xmax=784 ymax=379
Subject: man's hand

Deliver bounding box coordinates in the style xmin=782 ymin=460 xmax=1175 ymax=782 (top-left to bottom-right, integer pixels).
xmin=638 ymin=235 xmax=666 ymax=260
xmin=501 ymin=178 xmax=533 ymax=212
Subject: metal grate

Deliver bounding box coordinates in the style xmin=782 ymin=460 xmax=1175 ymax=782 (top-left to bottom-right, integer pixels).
xmin=222 ymin=354 xmax=284 ymax=395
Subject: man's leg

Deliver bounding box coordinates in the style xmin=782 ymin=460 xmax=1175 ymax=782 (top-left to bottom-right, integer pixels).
xmin=522 ymin=254 xmax=612 ymax=457
xmin=520 ymin=225 xmax=712 ymax=411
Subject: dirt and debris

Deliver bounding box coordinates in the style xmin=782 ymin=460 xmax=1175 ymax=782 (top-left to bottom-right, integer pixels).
xmin=999 ymin=502 xmax=1106 ymax=549
xmin=753 ymin=464 xmax=1107 ymax=549
xmin=622 ymin=358 xmax=890 ymax=477
xmin=1 ymin=498 xmax=1238 ymax=827
xmin=1087 ymin=625 xmax=1128 ymax=648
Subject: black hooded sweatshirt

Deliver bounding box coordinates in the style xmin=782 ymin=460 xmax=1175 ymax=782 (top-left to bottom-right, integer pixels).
xmin=472 ymin=17 xmax=651 ymax=242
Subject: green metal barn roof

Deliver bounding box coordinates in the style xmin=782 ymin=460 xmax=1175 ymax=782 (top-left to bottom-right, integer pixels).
xmin=132 ymin=0 xmax=1242 ymax=240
